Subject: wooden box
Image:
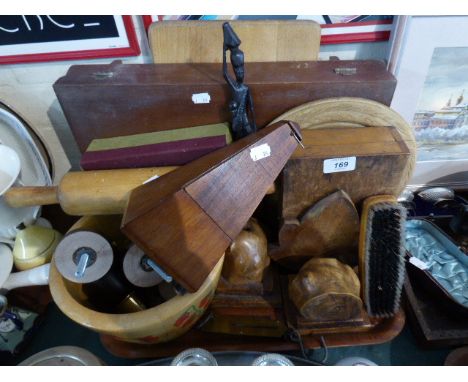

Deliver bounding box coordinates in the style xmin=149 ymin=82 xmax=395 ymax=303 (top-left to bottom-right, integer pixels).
xmin=53 ymin=60 xmax=396 ymax=152
xmin=281 ymin=126 xmax=410 ymax=220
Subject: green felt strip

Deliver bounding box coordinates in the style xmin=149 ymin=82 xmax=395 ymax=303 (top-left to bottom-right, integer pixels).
xmin=87 ymin=123 xmax=232 ymax=152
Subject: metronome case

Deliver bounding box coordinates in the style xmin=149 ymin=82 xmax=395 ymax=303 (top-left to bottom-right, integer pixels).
xmin=404 ymin=218 xmax=468 ymax=318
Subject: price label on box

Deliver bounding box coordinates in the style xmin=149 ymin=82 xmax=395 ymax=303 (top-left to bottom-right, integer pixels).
xmin=323 ymin=157 xmax=356 ymax=174
xmin=250 ymin=143 xmax=271 ymax=161
xmin=191 ymin=92 xmax=211 ymax=104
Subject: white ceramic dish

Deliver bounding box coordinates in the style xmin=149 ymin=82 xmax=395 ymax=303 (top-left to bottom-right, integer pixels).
xmin=0 ymin=145 xmax=21 ymax=195
xmin=0 ymin=243 xmax=14 ymax=288
xmin=0 ymin=104 xmax=52 ymax=239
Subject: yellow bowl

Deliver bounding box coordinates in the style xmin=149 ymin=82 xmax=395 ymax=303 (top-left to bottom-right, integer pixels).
xmin=49 ymin=215 xmax=223 ymax=344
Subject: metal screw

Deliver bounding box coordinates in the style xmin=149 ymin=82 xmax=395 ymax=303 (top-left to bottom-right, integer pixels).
xmin=74 ymin=252 xmax=90 ymax=279
xmin=143 ymin=256 xmax=173 ymax=283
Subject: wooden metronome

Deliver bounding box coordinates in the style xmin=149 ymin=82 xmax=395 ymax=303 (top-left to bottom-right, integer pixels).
xmin=121 ymin=120 xmax=302 ymax=292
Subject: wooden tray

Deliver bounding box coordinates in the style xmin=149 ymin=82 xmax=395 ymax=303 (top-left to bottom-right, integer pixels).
xmin=99 ymin=310 xmax=405 ymax=359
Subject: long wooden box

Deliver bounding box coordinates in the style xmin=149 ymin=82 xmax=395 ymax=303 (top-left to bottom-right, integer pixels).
xmin=281 ymin=126 xmax=410 ymax=220
xmin=53 ymin=60 xmax=396 ymax=152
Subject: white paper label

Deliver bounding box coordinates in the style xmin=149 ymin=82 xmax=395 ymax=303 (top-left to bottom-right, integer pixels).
xmin=142 ymin=174 xmax=160 ymax=185
xmin=323 ymin=156 xmax=356 ymax=174
xmin=192 ymin=92 xmax=211 ymax=104
xmin=409 ymin=257 xmax=429 ymax=270
xmin=250 ymin=143 xmax=271 ymax=161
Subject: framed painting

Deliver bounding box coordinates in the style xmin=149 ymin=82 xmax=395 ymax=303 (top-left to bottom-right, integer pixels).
xmin=390 ymin=16 xmax=468 ymax=189
xmin=0 ymin=15 xmax=140 ymax=64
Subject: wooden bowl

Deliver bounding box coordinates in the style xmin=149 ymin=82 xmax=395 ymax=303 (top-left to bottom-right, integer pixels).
xmin=49 ymin=215 xmax=224 ymax=344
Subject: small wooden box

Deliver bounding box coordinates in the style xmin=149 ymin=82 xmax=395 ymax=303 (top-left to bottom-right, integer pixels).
xmin=53 ymin=60 xmax=396 ymax=152
xmin=281 ymin=126 xmax=410 ymax=220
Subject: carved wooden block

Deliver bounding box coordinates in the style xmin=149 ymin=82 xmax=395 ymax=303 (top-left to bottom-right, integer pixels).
xmin=270 ymin=190 xmax=359 ymax=269
xmin=288 ymin=258 xmax=362 ymax=322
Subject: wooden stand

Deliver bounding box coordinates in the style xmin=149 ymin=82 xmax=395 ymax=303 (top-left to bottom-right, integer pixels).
xmin=200 ymin=267 xmax=286 ymax=337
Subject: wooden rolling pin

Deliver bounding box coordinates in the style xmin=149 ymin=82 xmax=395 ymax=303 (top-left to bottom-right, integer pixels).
xmin=5 ymin=167 xmax=276 ymax=216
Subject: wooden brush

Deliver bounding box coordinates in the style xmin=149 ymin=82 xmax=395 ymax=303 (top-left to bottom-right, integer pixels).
xmin=358 ymin=195 xmax=406 ymax=318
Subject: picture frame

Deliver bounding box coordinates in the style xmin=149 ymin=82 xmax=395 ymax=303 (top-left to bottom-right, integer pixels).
xmin=142 ymin=15 xmax=393 ymax=45
xmin=389 ymin=16 xmax=468 ymax=190
xmin=0 ymin=15 xmax=140 ymax=64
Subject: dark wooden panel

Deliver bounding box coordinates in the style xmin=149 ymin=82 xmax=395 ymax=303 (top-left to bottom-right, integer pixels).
xmin=53 ymin=60 xmax=396 ymax=152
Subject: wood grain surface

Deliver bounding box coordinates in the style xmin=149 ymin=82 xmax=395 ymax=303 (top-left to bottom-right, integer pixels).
xmin=121 ymin=121 xmax=300 ymax=292
xmin=270 ymin=190 xmax=360 ymax=268
xmin=270 ymin=97 xmax=416 ymax=195
xmin=5 ymin=167 xmax=276 ymax=216
xmin=4 ymin=167 xmax=176 ymax=216
xmin=221 ymin=218 xmax=269 ymax=286
xmin=149 ymin=20 xmax=321 ymax=64
xmin=279 ymin=125 xmax=411 ymax=220
xmin=54 ymin=61 xmax=396 ymax=152
xmin=288 ymin=259 xmax=362 ymax=322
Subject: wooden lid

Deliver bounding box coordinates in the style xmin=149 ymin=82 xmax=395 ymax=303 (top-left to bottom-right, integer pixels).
xmin=290 ymin=126 xmax=410 ymax=159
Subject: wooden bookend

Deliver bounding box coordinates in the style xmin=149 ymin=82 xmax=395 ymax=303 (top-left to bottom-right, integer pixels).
xmin=289 ymin=258 xmax=362 ymax=322
xmin=283 ymin=258 xmax=372 ymax=336
xmin=121 ymin=121 xmax=301 ymax=292
xmin=270 ymin=190 xmax=360 ymax=269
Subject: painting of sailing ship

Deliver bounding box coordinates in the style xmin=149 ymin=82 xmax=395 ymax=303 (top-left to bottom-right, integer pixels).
xmin=412 ymin=47 xmax=468 ymax=161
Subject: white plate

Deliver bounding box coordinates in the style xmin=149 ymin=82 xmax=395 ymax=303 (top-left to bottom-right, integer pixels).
xmin=0 ymin=105 xmax=52 ymax=239
xmin=0 ymin=243 xmax=13 ymax=288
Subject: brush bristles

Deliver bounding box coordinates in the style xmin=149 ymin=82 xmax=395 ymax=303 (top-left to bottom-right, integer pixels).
xmin=364 ymin=202 xmax=406 ymax=318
